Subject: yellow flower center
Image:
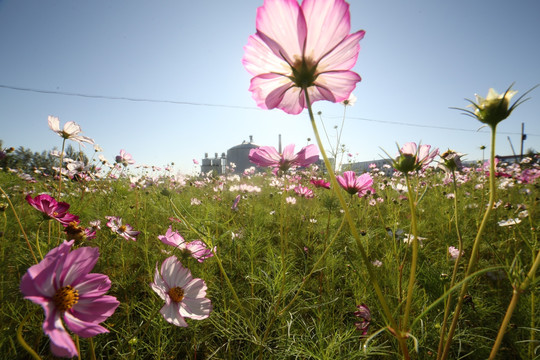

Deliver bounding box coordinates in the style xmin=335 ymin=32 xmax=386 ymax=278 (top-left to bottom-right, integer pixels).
xmin=118 ymin=225 xmax=127 ymax=232
xmin=53 ymin=285 xmax=79 ymax=311
xmin=168 ymin=286 xmax=184 ymax=303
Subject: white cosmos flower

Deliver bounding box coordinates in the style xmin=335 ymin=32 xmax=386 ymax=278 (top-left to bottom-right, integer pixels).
xmin=48 ymin=115 xmax=94 ymax=146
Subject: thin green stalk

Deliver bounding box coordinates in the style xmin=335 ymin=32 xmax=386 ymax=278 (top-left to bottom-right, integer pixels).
xmin=304 ymin=91 xmax=409 ymax=358
xmin=17 ymin=312 xmax=42 ymax=360
xmin=402 ymin=174 xmax=419 ymax=332
xmin=35 ymin=222 xmax=44 ymax=260
xmin=75 ymin=334 xmax=81 ymax=360
xmin=436 ymin=170 xmax=464 ymax=355
xmin=259 ymin=186 xmax=289 ymax=351
xmin=439 ymin=126 xmax=497 ymax=360
xmin=489 ymin=247 xmax=540 ymax=359
xmin=0 ymin=185 xmax=37 ymax=264
xmin=88 ymin=337 xmax=97 ymax=360
xmin=57 ymin=139 xmax=66 ymax=199
xmin=279 ymin=215 xmax=346 ymax=315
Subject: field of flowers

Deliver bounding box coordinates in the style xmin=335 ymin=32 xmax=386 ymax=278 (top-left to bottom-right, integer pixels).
xmin=1 ymin=0 xmax=539 ymax=358
xmin=1 ymin=126 xmax=539 ymax=359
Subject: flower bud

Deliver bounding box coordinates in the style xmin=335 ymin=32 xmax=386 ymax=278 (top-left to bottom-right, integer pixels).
xmin=471 ymin=88 xmax=517 ymax=127
xmin=394 ymin=153 xmax=417 ymax=173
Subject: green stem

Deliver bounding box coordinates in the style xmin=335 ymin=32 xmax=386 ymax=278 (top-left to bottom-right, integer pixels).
xmin=489 ymin=247 xmax=540 ymax=359
xmin=0 ymin=186 xmax=37 ymax=264
xmin=436 ymin=170 xmax=464 ymax=355
xmin=402 ymin=174 xmax=418 ymax=332
xmin=88 ymin=337 xmax=97 ymax=360
xmin=304 ymin=91 xmax=409 ymax=358
xmin=57 ymin=139 xmax=66 ymax=199
xmin=439 ymin=126 xmax=497 ymax=360
xmin=35 ymin=222 xmax=44 ymax=260
xmin=17 ymin=312 xmax=42 ymax=360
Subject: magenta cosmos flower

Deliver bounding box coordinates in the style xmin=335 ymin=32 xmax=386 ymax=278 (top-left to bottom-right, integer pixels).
xmin=150 ymin=256 xmax=212 ymax=327
xmin=105 ymin=216 xmax=140 ymax=241
xmin=20 ymin=240 xmax=119 ymax=358
xmin=336 ymin=171 xmax=374 ymax=197
xmin=26 ymin=194 xmax=79 ymax=226
xmin=249 ymin=143 xmax=319 ymax=172
xmin=243 ymin=0 xmax=365 ymax=114
xmin=310 ymin=178 xmax=330 ymax=189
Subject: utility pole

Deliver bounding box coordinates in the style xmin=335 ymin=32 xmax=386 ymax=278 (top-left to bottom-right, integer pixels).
xmin=520 ymin=122 xmax=526 ymax=160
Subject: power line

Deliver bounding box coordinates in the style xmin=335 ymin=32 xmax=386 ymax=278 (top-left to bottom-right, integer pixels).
xmin=0 ymin=84 xmax=258 ymax=111
xmin=1 ymin=83 xmax=539 ymax=137
xmin=321 ymin=115 xmax=539 ymax=137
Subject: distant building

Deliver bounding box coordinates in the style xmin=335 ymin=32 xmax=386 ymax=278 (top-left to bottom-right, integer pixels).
xmin=343 ymin=158 xmax=393 ymax=175
xmin=200 ymin=136 xmax=259 ymax=176
xmin=227 ymin=136 xmax=259 ymax=174
xmin=200 ymin=152 xmax=226 ymax=175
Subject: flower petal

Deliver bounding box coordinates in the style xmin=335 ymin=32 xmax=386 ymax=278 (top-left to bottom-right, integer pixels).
xmin=302 ymin=0 xmax=351 ymax=62
xmin=42 ymin=302 xmax=78 ymax=358
xmin=71 ymin=295 xmax=119 ymax=324
xmin=48 ymin=115 xmax=61 ymax=133
xmin=243 ymin=34 xmax=291 ymax=77
xmin=255 ymin=0 xmax=305 ymax=64
xmin=313 ymin=70 xmax=361 ymax=103
xmin=73 ymin=273 xmax=111 ymax=297
xmin=59 ymin=246 xmax=99 ymax=287
xmin=180 ymin=297 xmax=212 ymax=320
xmin=317 ymin=30 xmax=365 ymax=72
xmin=64 ymin=311 xmax=109 ymax=337
xmin=160 ymin=302 xmax=188 ymax=327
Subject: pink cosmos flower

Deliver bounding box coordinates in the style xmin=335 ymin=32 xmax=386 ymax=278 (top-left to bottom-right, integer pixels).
xmin=20 ymin=240 xmax=119 ymax=358
xmin=394 ymin=142 xmax=439 ymax=172
xmin=336 ymin=171 xmax=374 ymax=197
xmin=231 ymin=194 xmax=241 ymax=211
xmin=182 ymin=240 xmax=215 ymax=263
xmin=158 ymin=227 xmax=214 ymax=263
xmin=150 ymin=256 xmax=212 ymax=327
xmin=105 ymin=216 xmax=139 ymax=241
xmin=448 ymin=246 xmax=463 ymax=260
xmin=243 ymin=0 xmax=365 ymax=114
xmin=48 ymin=115 xmax=95 ymax=146
xmin=249 ymin=143 xmax=319 ymax=172
xmin=26 ymin=194 xmax=79 ymax=226
xmin=115 ymin=149 xmax=135 ymax=166
xmin=294 ymin=185 xmax=315 ymax=198
xmin=158 ymin=226 xmax=186 ymax=247
xmin=310 ymin=178 xmax=330 ymax=189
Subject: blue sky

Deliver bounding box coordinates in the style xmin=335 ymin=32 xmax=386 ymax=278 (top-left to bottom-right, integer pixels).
xmin=1 ymin=0 xmax=539 ymax=174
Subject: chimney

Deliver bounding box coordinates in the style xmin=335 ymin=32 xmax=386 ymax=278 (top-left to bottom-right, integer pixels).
xmin=249 ymin=135 xmax=253 ymax=143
